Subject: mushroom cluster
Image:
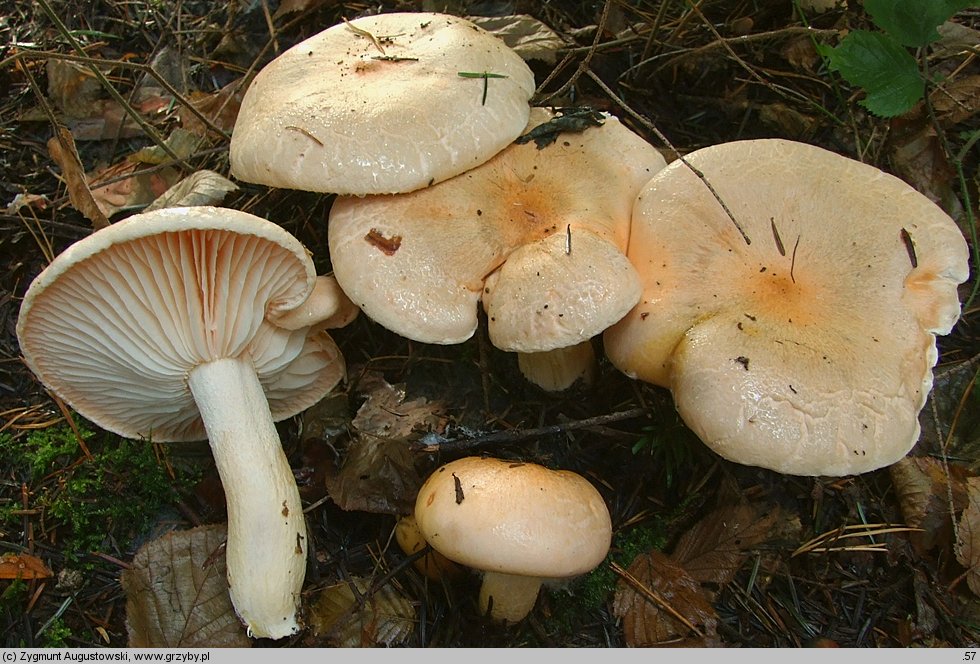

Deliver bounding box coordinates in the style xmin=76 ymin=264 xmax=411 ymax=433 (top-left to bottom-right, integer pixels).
xmin=604 ymin=139 xmax=970 ymax=477
xmin=327 ymin=106 xmax=667 ymax=390
xmin=16 ymin=206 xmax=357 ymax=639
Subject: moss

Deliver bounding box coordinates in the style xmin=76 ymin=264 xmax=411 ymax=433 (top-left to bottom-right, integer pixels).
xmin=0 ymin=422 xmax=189 ymax=563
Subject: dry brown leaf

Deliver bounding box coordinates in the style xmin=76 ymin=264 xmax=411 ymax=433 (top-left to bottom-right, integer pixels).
xmin=931 ymin=75 xmax=980 ymax=127
xmin=672 ymin=502 xmax=785 ymax=587
xmin=145 ymin=169 xmax=238 ymax=211
xmin=46 ymin=59 xmax=104 ymax=119
xmin=890 ymin=456 xmax=970 ymax=554
xmin=121 ymin=524 xmax=250 ymax=648
xmin=612 ymin=550 xmax=720 ymax=647
xmin=956 ymin=477 xmax=980 ymax=596
xmin=885 ymin=121 xmax=957 ymax=212
xmin=273 ymin=0 xmax=335 ymax=20
xmin=47 ymin=126 xmax=109 ymax=229
xmin=0 ymin=553 xmax=53 ymax=580
xmin=307 ymin=575 xmax=414 ymax=647
xmin=323 ymin=435 xmax=422 ymax=515
xmin=87 ymin=159 xmax=179 ymax=218
xmin=352 ymin=372 xmax=445 ymax=441
xmin=467 ymin=15 xmax=569 ymax=64
xmin=180 ymin=80 xmax=245 ymax=138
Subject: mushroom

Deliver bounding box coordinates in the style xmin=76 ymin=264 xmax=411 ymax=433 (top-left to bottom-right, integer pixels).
xmin=328 ymin=107 xmax=667 ymax=390
xmin=413 ymin=456 xmax=612 ymax=623
xmin=16 ymin=206 xmax=357 ymax=638
xmin=603 ymin=139 xmax=970 ymax=476
xmin=394 ymin=514 xmax=463 ymax=581
xmin=229 ymin=12 xmax=536 ymax=195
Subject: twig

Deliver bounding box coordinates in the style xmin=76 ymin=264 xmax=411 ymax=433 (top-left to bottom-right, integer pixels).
xmin=411 ymin=407 xmax=648 ymax=453
xmin=536 ymin=0 xmax=613 ymax=105
xmin=610 ymin=561 xmax=705 ymax=638
xmin=583 ymin=69 xmax=751 ymax=245
xmin=35 ymin=0 xmax=189 ymax=168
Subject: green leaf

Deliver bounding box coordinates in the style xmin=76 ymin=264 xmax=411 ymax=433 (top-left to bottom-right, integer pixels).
xmin=864 ymin=0 xmax=979 ymax=47
xmin=822 ymin=30 xmax=924 ymax=117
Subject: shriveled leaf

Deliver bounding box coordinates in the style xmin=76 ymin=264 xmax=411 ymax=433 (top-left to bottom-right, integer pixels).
xmin=933 ymin=21 xmax=980 ymax=59
xmin=301 ymin=392 xmax=350 ymax=443
xmin=352 ymin=372 xmax=445 ymax=441
xmin=467 ymin=15 xmax=569 ymax=64
xmin=956 ymin=477 xmax=980 ymax=596
xmin=919 ymin=357 xmax=980 ymax=471
xmin=886 ymin=122 xmax=957 ymax=209
xmin=613 ymin=551 xmax=720 ymax=647
xmin=130 ymin=128 xmax=203 ymax=166
xmin=87 ymin=159 xmax=180 ymax=217
xmin=890 ymin=456 xmax=970 ymax=554
xmin=5 ymin=193 xmax=50 ymax=215
xmin=931 ymin=74 xmax=980 ymax=126
xmin=672 ymin=503 xmax=786 ymax=587
xmin=180 ymin=79 xmax=245 ymax=138
xmin=273 ymin=0 xmax=335 ymax=20
xmin=820 ymin=30 xmax=924 ymax=117
xmin=323 ymin=435 xmax=422 ymax=514
xmin=0 ymin=553 xmax=53 ymax=580
xmin=121 ymin=524 xmax=250 ymax=648
xmin=46 ymin=59 xmax=104 ymax=119
xmin=47 ymin=126 xmax=109 ymax=228
xmin=145 ymin=170 xmax=238 ymax=211
xmin=307 ymin=575 xmax=414 ymax=647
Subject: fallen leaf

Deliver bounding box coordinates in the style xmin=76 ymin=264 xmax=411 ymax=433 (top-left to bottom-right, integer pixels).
xmin=145 ymin=170 xmax=238 ymax=211
xmin=957 ymin=476 xmax=980 ymax=596
xmin=47 ymin=126 xmax=109 ymax=228
xmin=351 ymin=372 xmax=445 ymax=441
xmin=180 ymin=79 xmax=245 ymax=138
xmin=885 ymin=120 xmax=958 ymax=212
xmin=87 ymin=159 xmax=180 ymax=218
xmin=890 ymin=456 xmax=970 ymax=554
xmin=467 ymin=15 xmax=569 ymax=64
xmin=273 ymin=0 xmax=334 ymax=20
xmin=0 ymin=553 xmax=53 ymax=580
xmin=323 ymin=435 xmax=422 ymax=515
xmin=121 ymin=524 xmax=250 ymax=648
xmin=612 ymin=550 xmax=721 ymax=647
xmin=46 ymin=59 xmax=104 ymax=119
xmin=5 ymin=192 xmax=50 ymax=215
xmin=930 ymin=74 xmax=980 ymax=127
xmin=130 ymin=128 xmax=203 ymax=166
xmin=672 ymin=502 xmax=785 ymax=587
xmin=307 ymin=575 xmax=415 ymax=647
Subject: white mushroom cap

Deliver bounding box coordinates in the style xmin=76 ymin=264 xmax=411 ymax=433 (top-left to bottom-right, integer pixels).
xmin=328 ymin=107 xmax=665 ymax=350
xmin=604 ymin=139 xmax=970 ymax=476
xmin=16 ymin=206 xmax=353 ymax=639
xmin=414 ymin=456 xmax=612 ymax=622
xmin=229 ymin=12 xmax=536 ymax=195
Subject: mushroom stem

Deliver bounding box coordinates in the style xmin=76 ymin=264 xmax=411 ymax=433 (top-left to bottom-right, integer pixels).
xmin=516 ymin=341 xmax=596 ymax=392
xmin=188 ymin=357 xmax=306 ymax=639
xmin=479 ymin=571 xmax=544 ymax=623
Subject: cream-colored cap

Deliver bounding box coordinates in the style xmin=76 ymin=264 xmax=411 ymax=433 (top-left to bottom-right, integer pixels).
xmin=230 ymin=12 xmax=536 ymax=195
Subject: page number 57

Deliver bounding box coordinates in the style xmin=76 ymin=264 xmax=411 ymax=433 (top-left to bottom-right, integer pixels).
xmin=965 ymin=652 xmax=977 ymax=661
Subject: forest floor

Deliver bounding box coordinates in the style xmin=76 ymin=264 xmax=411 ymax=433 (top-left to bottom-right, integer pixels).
xmin=1 ymin=0 xmax=979 ymax=649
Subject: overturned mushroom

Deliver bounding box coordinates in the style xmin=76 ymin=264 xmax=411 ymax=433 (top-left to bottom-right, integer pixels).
xmin=329 ymin=107 xmax=667 ymax=390
xmin=16 ymin=206 xmax=357 ymax=638
xmin=604 ymin=139 xmax=969 ymax=476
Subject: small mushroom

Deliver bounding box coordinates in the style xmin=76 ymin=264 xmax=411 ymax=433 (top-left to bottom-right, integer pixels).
xmin=394 ymin=514 xmax=463 ymax=581
xmin=16 ymin=206 xmax=357 ymax=638
xmin=414 ymin=456 xmax=612 ymax=623
xmin=329 ymin=107 xmax=667 ymax=390
xmin=230 ymin=12 xmax=536 ymax=195
xmin=604 ymin=139 xmax=970 ymax=476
